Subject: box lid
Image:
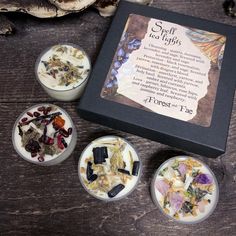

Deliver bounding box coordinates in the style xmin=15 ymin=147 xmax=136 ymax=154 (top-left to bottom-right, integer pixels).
xmin=78 ymin=1 xmax=236 ymax=157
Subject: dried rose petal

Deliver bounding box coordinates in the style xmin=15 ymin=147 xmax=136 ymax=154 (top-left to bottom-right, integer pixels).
xmin=178 ymin=163 xmax=187 ymax=176
xmin=57 ymin=134 xmax=64 ymax=150
xmin=194 ymin=173 xmax=213 ymax=185
xmin=169 ymin=192 xmax=184 ymax=213
xmin=198 ymin=200 xmax=206 ymax=213
xmin=155 ymin=179 xmax=170 ymax=196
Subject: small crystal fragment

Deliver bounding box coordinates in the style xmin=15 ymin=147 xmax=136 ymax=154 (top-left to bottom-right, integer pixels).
xmin=118 ymin=169 xmax=130 ymax=175
xmin=93 ymin=147 xmax=108 ymax=164
xmin=86 ymin=161 xmax=94 ymax=180
xmin=89 ymin=174 xmax=98 ymax=182
xmin=132 ymin=161 xmax=140 ymax=176
xmin=108 ymin=184 xmax=125 ymax=198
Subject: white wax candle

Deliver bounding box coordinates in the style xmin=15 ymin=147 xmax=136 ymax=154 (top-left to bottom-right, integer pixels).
xmin=35 ymin=44 xmax=91 ymax=101
xmin=12 ymin=104 xmax=77 ymax=166
xmin=151 ymin=156 xmax=219 ymax=224
xmin=78 ymin=136 xmax=142 ymax=201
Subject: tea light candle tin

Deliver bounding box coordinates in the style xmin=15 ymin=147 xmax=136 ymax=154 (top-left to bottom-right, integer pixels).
xmin=78 ymin=135 xmax=142 ymax=201
xmin=151 ymin=156 xmax=219 ymax=224
xmin=35 ymin=43 xmax=91 ymax=101
xmin=12 ymin=104 xmax=77 ymax=166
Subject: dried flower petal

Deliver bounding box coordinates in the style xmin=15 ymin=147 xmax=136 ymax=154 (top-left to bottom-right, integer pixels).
xmin=194 ymin=173 xmax=213 ymax=185
xmin=169 ymin=192 xmax=184 ymax=213
xmin=155 ymin=179 xmax=170 ymax=196
xmin=178 ymin=163 xmax=187 ymax=177
xmin=198 ymin=200 xmax=206 ymax=213
xmin=117 ymin=48 xmax=125 ymax=57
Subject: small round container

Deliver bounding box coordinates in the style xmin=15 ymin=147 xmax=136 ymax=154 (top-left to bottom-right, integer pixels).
xmin=35 ymin=43 xmax=91 ymax=101
xmin=78 ymin=135 xmax=142 ymax=201
xmin=151 ymin=156 xmax=219 ymax=224
xmin=12 ymin=104 xmax=77 ymax=166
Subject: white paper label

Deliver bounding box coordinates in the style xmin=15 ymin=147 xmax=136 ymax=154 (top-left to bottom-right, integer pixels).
xmin=101 ymin=14 xmax=226 ymax=127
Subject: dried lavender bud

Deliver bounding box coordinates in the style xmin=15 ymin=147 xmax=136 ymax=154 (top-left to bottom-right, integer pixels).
xmin=117 ymin=48 xmax=125 ymax=57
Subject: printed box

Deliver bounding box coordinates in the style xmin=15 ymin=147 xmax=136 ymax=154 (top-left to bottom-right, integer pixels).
xmin=78 ymin=1 xmax=236 ymax=157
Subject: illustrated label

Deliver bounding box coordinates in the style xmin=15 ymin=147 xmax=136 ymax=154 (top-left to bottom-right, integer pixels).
xmin=101 ymin=14 xmax=226 ymax=127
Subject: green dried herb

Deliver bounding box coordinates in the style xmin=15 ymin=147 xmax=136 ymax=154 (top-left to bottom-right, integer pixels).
xmin=21 ymin=126 xmax=41 ymax=147
xmin=163 ymin=196 xmax=169 ymax=208
xmin=171 ymin=160 xmax=179 ymax=170
xmin=195 ymin=188 xmax=208 ymax=202
xmin=192 ymin=169 xmax=200 ymax=177
xmin=159 ymin=167 xmax=168 ymax=176
xmin=181 ymin=201 xmax=194 ymax=214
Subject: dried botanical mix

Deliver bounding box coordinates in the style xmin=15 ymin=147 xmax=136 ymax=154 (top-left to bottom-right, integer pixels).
xmin=13 ymin=104 xmax=75 ymax=164
xmin=152 ymin=156 xmax=219 ymax=223
xmin=37 ymin=45 xmax=90 ymax=89
xmin=79 ymin=136 xmax=141 ymax=200
xmin=35 ymin=44 xmax=91 ymax=101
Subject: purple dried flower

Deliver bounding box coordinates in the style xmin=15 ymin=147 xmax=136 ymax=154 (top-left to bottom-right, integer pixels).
xmin=194 ymin=173 xmax=213 ymax=185
xmin=114 ymin=61 xmax=122 ymax=69
xmin=122 ymin=53 xmax=129 ymax=64
xmin=155 ymin=179 xmax=170 ymax=196
xmin=111 ymin=69 xmax=118 ymax=76
xmin=178 ymin=163 xmax=187 ymax=177
xmin=105 ymin=79 xmax=117 ymax=88
xmin=169 ymin=192 xmax=184 ymax=213
xmin=128 ymin=39 xmax=141 ymax=50
xmin=117 ymin=48 xmax=125 ymax=57
xmin=105 ymin=81 xmax=113 ymax=88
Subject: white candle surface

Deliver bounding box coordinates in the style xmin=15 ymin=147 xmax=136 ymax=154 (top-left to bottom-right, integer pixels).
xmin=35 ymin=44 xmax=91 ymax=101
xmin=78 ymin=136 xmax=142 ymax=201
xmin=12 ymin=104 xmax=77 ymax=166
xmin=151 ymin=156 xmax=219 ymax=224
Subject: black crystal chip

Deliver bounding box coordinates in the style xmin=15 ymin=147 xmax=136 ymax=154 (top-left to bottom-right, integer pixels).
xmin=132 ymin=161 xmax=140 ymax=176
xmin=118 ymin=169 xmax=130 ymax=175
xmin=88 ymin=174 xmax=98 ymax=182
xmin=93 ymin=146 xmax=108 ymax=164
xmin=86 ymin=161 xmax=94 ymax=180
xmin=108 ymin=184 xmax=125 ymax=198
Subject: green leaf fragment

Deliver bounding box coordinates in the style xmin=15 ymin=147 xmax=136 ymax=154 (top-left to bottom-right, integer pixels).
xmin=159 ymin=167 xmax=168 ymax=176
xmin=171 ymin=160 xmax=179 ymax=170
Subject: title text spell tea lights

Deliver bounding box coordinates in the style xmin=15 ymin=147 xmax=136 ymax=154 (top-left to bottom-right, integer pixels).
xmin=151 ymin=156 xmax=219 ymax=224
xmin=12 ymin=104 xmax=77 ymax=166
xmin=78 ymin=136 xmax=142 ymax=201
xmin=35 ymin=44 xmax=91 ymax=101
